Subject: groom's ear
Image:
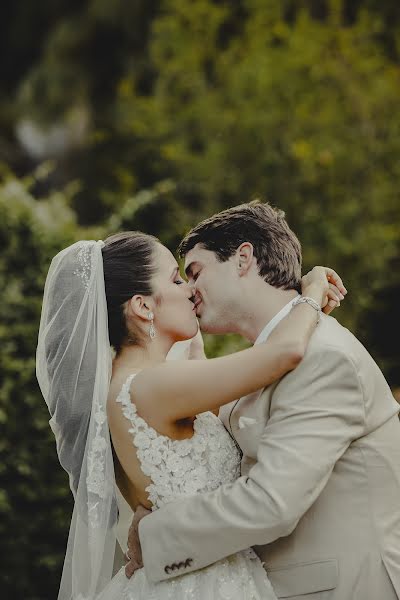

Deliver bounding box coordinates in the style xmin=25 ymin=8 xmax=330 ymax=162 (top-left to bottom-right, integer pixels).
xmin=236 ymin=242 xmax=254 ymax=275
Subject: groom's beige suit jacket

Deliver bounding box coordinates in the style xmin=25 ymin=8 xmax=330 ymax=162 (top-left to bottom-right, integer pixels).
xmin=139 ymin=309 xmax=400 ymax=599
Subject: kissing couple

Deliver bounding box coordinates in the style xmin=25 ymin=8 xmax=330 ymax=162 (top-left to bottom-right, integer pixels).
xmin=36 ymin=201 xmax=400 ymax=600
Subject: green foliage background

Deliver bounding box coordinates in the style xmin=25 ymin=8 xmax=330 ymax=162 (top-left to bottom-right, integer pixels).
xmin=0 ymin=1 xmax=399 ymax=597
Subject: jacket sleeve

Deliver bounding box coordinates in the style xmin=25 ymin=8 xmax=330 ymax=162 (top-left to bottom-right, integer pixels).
xmin=138 ymin=344 xmax=365 ymax=582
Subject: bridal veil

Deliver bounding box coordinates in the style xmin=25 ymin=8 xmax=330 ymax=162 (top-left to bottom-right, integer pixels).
xmin=36 ymin=240 xmax=116 ymax=599
xmin=36 ymin=239 xmax=193 ymax=598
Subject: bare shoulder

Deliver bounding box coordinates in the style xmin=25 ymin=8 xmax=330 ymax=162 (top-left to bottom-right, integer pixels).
xmin=109 ymin=365 xmax=196 ymax=439
xmin=129 ymin=360 xmax=188 ymax=411
xmin=109 ymin=364 xmax=174 ymax=422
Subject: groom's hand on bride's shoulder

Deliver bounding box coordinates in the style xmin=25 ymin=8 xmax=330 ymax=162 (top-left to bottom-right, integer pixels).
xmin=125 ymin=505 xmax=151 ymax=578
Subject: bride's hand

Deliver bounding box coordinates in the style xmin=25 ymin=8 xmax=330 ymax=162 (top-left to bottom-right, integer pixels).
xmin=301 ymin=266 xmax=347 ymax=315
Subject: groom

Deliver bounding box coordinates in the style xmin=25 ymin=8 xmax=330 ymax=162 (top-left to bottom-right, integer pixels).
xmin=127 ymin=201 xmax=400 ymax=599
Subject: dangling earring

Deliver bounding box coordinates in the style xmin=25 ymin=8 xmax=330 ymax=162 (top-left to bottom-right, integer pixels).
xmin=148 ymin=312 xmax=156 ymax=340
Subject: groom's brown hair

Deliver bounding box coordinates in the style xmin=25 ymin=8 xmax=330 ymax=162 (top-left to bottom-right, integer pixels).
xmin=178 ymin=200 xmax=302 ymax=292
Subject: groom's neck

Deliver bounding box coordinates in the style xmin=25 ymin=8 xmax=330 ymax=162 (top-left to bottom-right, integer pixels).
xmin=235 ymin=282 xmax=299 ymax=344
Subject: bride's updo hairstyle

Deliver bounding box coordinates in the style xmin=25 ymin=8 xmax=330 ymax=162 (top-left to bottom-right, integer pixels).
xmin=102 ymin=231 xmax=160 ymax=354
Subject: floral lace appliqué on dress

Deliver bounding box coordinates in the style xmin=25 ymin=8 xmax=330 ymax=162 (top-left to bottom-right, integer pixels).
xmin=98 ymin=373 xmax=278 ymax=600
xmin=116 ymin=373 xmax=241 ymax=510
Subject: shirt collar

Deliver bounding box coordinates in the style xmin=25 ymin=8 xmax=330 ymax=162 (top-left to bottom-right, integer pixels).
xmin=254 ymin=294 xmax=301 ymax=346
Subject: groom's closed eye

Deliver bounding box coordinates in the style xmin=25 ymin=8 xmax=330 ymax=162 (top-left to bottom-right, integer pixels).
xmin=192 ymin=268 xmax=202 ymax=283
xmin=184 ymin=261 xmax=201 ymax=281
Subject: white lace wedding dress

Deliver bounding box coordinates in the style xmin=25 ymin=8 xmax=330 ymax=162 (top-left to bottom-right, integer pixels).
xmin=98 ymin=373 xmax=277 ymax=600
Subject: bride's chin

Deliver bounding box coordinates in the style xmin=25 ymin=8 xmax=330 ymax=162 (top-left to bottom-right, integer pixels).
xmin=176 ymin=324 xmax=199 ymax=342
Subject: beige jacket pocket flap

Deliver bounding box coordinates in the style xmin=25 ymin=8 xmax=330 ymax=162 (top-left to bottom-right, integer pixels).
xmin=268 ymin=559 xmax=338 ymax=598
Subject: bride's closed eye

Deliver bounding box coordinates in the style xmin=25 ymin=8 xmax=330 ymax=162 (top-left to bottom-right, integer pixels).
xmin=174 ymin=278 xmax=185 ymax=285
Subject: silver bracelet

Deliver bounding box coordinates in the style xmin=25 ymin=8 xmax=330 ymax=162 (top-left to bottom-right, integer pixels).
xmin=292 ymin=296 xmax=322 ymax=324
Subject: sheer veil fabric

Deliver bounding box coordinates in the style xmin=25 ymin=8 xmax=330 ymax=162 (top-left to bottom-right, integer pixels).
xmin=36 ymin=240 xmax=116 ymax=599
xmin=36 ymin=240 xmax=194 ymax=599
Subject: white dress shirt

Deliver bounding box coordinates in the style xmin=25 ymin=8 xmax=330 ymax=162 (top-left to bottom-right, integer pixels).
xmin=254 ymin=294 xmax=301 ymax=346
xmin=235 ymin=294 xmax=300 ymax=430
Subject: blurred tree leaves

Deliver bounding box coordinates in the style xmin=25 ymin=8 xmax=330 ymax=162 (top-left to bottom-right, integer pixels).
xmin=113 ymin=0 xmax=400 ymax=353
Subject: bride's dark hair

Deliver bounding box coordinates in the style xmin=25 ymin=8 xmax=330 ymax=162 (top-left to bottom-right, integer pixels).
xmin=102 ymin=231 xmax=160 ymax=354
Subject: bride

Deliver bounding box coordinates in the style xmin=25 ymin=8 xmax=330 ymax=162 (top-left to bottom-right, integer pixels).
xmin=36 ymin=231 xmax=343 ymax=599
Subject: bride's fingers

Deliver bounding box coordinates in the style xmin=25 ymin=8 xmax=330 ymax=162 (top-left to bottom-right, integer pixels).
xmin=323 ymin=284 xmax=344 ymax=307
xmin=329 ymin=283 xmax=345 ymax=302
xmin=322 ymin=286 xmax=342 ymax=309
xmin=323 ymin=297 xmax=338 ymax=314
xmin=322 ymin=287 xmax=343 ymax=314
xmin=323 ymin=301 xmax=337 ymax=315
xmin=327 ymin=288 xmax=341 ymax=307
xmin=325 ymin=268 xmax=347 ymax=296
